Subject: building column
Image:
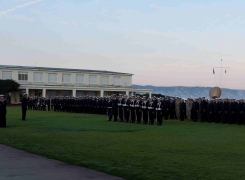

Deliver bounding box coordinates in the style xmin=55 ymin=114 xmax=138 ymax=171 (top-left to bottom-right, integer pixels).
xmin=42 ymin=88 xmax=46 ymax=98
xmin=72 ymin=89 xmax=76 ymax=97
xmin=26 ymin=88 xmax=29 ymax=95
xmin=149 ymin=91 xmax=152 ymax=98
xmin=100 ymin=90 xmax=104 ymax=97
xmin=126 ymin=91 xmax=129 ymax=96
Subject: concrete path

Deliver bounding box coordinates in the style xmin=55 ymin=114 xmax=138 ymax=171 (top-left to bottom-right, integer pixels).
xmin=0 ymin=144 xmax=124 ymax=180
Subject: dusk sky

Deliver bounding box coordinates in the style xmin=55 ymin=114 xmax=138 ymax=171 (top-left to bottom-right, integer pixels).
xmin=1 ymin=0 xmax=245 ymax=89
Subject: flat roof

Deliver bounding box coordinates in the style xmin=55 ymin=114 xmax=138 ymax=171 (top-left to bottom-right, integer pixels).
xmin=0 ymin=65 xmax=133 ymax=76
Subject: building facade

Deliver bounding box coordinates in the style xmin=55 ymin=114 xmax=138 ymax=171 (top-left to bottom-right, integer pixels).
xmin=0 ymin=65 xmax=152 ymax=104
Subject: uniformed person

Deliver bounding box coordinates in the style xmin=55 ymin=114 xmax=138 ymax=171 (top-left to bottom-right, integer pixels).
xmin=0 ymin=94 xmax=7 ymax=127
xmin=107 ymin=97 xmax=113 ymax=121
xmin=141 ymin=96 xmax=148 ymax=124
xmin=148 ymin=98 xmax=155 ymax=125
xmin=156 ymin=98 xmax=163 ymax=125
xmin=123 ymin=95 xmax=130 ymax=122
xmin=206 ymin=100 xmax=213 ymax=123
xmin=112 ymin=95 xmax=118 ymax=122
xmin=118 ymin=94 xmax=124 ymax=122
xmin=22 ymin=93 xmax=29 ymax=120
xmin=130 ymin=96 xmax=136 ymax=123
xmin=135 ymin=96 xmax=142 ymax=124
xmin=200 ymin=97 xmax=207 ymax=122
xmin=179 ymin=99 xmax=186 ymax=121
xmin=191 ymin=99 xmax=199 ymax=122
xmin=220 ymin=99 xmax=227 ymax=124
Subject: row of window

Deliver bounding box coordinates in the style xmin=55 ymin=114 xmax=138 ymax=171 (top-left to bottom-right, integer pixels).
xmin=2 ymin=71 xmax=121 ymax=85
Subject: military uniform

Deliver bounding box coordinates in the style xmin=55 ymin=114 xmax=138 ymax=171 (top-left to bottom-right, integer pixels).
xmin=118 ymin=96 xmax=124 ymax=121
xmin=156 ymin=99 xmax=163 ymax=125
xmin=148 ymin=100 xmax=155 ymax=125
xmin=135 ymin=97 xmax=142 ymax=124
xmin=123 ymin=96 xmax=130 ymax=122
xmin=141 ymin=98 xmax=148 ymax=124
xmin=0 ymin=95 xmax=7 ymax=127
xmin=175 ymin=98 xmax=180 ymax=119
xmin=179 ymin=100 xmax=186 ymax=121
xmin=130 ymin=97 xmax=136 ymax=123
xmin=22 ymin=94 xmax=29 ymax=120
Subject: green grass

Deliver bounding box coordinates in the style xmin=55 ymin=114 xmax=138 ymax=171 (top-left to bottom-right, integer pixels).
xmin=1 ymin=107 xmax=245 ymax=180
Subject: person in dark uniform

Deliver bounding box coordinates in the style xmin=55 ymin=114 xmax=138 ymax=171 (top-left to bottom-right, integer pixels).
xmin=117 ymin=94 xmax=124 ymax=122
xmin=220 ymin=99 xmax=227 ymax=124
xmin=235 ymin=100 xmax=242 ymax=125
xmin=0 ymin=94 xmax=7 ymax=127
xmin=135 ymin=96 xmax=142 ymax=124
xmin=163 ymin=98 xmax=169 ymax=120
xmin=141 ymin=96 xmax=148 ymax=124
xmin=242 ymin=100 xmax=245 ymax=125
xmin=213 ymin=99 xmax=219 ymax=123
xmin=123 ymin=95 xmax=130 ymax=122
xmin=148 ymin=98 xmax=155 ymax=125
xmin=107 ymin=97 xmax=113 ymax=121
xmin=130 ymin=96 xmax=136 ymax=123
xmin=227 ymin=99 xmax=234 ymax=124
xmin=169 ymin=99 xmax=175 ymax=119
xmin=200 ymin=97 xmax=207 ymax=122
xmin=156 ymin=98 xmax=163 ymax=125
xmin=180 ymin=99 xmax=186 ymax=121
xmin=22 ymin=93 xmax=29 ymax=120
xmin=206 ymin=100 xmax=214 ymax=123
xmin=45 ymin=98 xmax=50 ymax=111
xmin=192 ymin=99 xmax=199 ymax=122
xmin=112 ymin=95 xmax=118 ymax=122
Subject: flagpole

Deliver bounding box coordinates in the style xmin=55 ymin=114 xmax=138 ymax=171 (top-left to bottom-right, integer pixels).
xmin=221 ymin=59 xmax=223 ymax=87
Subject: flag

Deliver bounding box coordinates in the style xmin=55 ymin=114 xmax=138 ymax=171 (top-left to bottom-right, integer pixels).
xmin=213 ymin=68 xmax=215 ymax=74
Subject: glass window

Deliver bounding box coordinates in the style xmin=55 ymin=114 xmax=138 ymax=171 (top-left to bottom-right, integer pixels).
xmin=89 ymin=75 xmax=97 ymax=84
xmin=18 ymin=72 xmax=28 ymax=81
xmin=76 ymin=74 xmax=84 ymax=83
xmin=48 ymin=73 xmax=57 ymax=82
xmin=113 ymin=76 xmax=121 ymax=85
xmin=33 ymin=72 xmax=43 ymax=82
xmin=101 ymin=76 xmax=109 ymax=84
xmin=62 ymin=74 xmax=71 ymax=83
xmin=2 ymin=71 xmax=12 ymax=80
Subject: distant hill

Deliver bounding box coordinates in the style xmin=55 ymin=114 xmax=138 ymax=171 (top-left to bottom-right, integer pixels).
xmin=132 ymin=85 xmax=245 ymax=99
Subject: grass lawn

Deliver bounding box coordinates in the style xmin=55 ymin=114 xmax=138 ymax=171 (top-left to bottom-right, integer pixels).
xmin=1 ymin=107 xmax=245 ymax=180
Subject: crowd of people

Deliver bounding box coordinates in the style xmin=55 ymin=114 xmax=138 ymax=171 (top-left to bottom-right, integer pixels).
xmin=1 ymin=94 xmax=245 ymax=127
xmin=26 ymin=94 xmax=245 ymax=126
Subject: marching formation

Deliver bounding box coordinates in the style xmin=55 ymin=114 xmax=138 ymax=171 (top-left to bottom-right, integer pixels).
xmin=2 ymin=94 xmax=245 ymax=127
xmin=25 ymin=95 xmax=245 ymax=126
xmin=177 ymin=97 xmax=245 ymax=125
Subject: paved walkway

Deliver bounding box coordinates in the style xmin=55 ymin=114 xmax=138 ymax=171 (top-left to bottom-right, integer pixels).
xmin=0 ymin=144 xmax=124 ymax=180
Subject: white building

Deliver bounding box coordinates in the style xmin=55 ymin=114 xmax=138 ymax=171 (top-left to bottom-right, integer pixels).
xmin=0 ymin=65 xmax=152 ymax=104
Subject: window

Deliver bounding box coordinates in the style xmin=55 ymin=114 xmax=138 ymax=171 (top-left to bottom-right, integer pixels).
xmin=89 ymin=75 xmax=97 ymax=84
xmin=2 ymin=71 xmax=12 ymax=80
xmin=48 ymin=73 xmax=57 ymax=82
xmin=101 ymin=76 xmax=109 ymax=84
xmin=113 ymin=76 xmax=121 ymax=85
xmin=76 ymin=74 xmax=84 ymax=83
xmin=62 ymin=74 xmax=71 ymax=83
xmin=18 ymin=72 xmax=28 ymax=81
xmin=33 ymin=72 xmax=43 ymax=82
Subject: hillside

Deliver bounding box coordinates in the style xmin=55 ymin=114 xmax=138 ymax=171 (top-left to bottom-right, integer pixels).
xmin=132 ymin=85 xmax=245 ymax=99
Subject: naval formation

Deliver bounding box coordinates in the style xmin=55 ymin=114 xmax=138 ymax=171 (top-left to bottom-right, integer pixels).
xmin=1 ymin=94 xmax=245 ymax=127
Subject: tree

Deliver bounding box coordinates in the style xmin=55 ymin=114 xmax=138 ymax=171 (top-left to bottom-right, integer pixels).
xmin=0 ymin=79 xmax=20 ymax=94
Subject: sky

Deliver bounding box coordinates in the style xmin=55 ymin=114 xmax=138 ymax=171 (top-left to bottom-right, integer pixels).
xmin=0 ymin=0 xmax=245 ymax=89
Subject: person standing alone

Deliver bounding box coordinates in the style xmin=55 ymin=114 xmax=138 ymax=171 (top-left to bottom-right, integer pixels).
xmin=22 ymin=94 xmax=29 ymax=120
xmin=0 ymin=94 xmax=7 ymax=127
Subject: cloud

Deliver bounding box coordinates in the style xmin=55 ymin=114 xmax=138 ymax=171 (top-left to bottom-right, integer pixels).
xmin=0 ymin=0 xmax=42 ymax=16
